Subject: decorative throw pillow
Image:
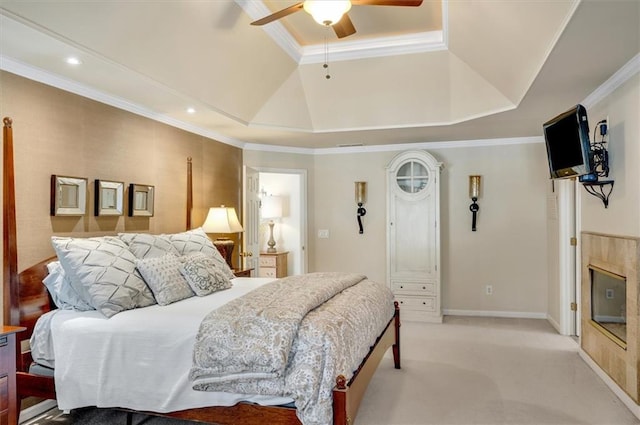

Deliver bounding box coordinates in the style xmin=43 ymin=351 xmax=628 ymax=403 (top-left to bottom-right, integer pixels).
xmin=179 ymin=253 xmax=232 ymax=296
xmin=135 ymin=253 xmax=194 ymax=305
xmin=166 ymin=227 xmax=235 ymax=280
xmin=118 ymin=232 xmax=179 ymax=259
xmin=43 ymin=261 xmax=94 ymax=311
xmin=51 ymin=236 xmax=156 ymax=318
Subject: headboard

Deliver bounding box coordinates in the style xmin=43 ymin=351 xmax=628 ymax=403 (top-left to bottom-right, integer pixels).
xmin=2 ymin=117 xmax=195 ymax=371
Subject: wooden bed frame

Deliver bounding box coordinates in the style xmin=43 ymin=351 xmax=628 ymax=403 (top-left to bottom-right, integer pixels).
xmin=2 ymin=117 xmax=401 ymax=425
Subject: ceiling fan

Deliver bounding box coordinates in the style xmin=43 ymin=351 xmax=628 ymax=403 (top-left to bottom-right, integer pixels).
xmin=251 ymin=0 xmax=424 ymax=39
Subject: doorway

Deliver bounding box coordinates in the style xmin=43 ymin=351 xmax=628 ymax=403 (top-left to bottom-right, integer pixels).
xmin=253 ymin=168 xmax=307 ymax=276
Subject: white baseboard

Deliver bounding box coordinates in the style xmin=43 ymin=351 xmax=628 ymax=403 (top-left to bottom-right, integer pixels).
xmin=547 ymin=314 xmax=562 ymax=333
xmin=579 ymin=348 xmax=640 ymax=420
xmin=443 ymin=309 xmax=547 ymax=319
xmin=19 ymin=399 xmax=57 ymax=424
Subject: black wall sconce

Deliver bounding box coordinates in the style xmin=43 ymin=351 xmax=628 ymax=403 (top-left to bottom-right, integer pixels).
xmin=355 ymin=181 xmax=367 ymax=234
xmin=469 ymin=175 xmax=481 ymax=231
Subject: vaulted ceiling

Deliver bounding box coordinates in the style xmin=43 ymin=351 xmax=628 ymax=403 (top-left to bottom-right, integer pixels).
xmin=0 ymin=1 xmax=638 ymax=149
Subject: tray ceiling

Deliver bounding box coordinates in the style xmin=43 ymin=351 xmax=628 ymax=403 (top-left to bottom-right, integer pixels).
xmin=0 ymin=0 xmax=638 ymax=149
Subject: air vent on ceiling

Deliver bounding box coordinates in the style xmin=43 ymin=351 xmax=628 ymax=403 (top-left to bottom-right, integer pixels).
xmin=337 ymin=143 xmax=364 ymax=147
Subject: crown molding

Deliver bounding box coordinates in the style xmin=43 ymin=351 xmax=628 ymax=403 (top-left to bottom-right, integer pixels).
xmin=582 ymin=53 xmax=640 ymax=109
xmin=299 ymin=31 xmax=445 ymax=65
xmin=235 ymin=0 xmax=302 ymax=63
xmin=0 ymin=55 xmax=247 ymax=149
xmin=244 ymin=136 xmax=544 ymax=156
xmin=235 ymin=0 xmax=449 ymax=64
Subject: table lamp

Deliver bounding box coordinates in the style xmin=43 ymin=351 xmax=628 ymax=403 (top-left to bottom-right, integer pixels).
xmin=202 ymin=206 xmax=244 ymax=268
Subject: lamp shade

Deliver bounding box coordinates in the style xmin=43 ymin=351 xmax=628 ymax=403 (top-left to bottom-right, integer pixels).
xmin=355 ymin=181 xmax=367 ymax=204
xmin=469 ymin=175 xmax=481 ymax=199
xmin=202 ymin=206 xmax=243 ymax=233
xmin=261 ymin=196 xmax=283 ymax=219
xmin=303 ymin=0 xmax=351 ymax=26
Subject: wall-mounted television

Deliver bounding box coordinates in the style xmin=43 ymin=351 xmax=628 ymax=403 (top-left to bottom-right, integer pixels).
xmin=543 ymin=104 xmax=594 ymax=179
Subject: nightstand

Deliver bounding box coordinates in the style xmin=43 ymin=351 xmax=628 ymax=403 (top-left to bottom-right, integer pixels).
xmin=1 ymin=326 xmax=25 ymax=425
xmin=259 ymin=251 xmax=289 ymax=278
xmin=233 ymin=268 xmax=253 ymax=278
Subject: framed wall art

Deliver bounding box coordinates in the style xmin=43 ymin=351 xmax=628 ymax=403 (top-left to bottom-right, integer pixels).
xmin=128 ymin=184 xmax=155 ymax=217
xmin=50 ymin=175 xmax=88 ymax=216
xmin=95 ymin=180 xmax=124 ymax=216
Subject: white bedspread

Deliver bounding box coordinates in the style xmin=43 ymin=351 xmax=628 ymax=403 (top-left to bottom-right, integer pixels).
xmin=50 ymin=277 xmax=293 ymax=412
xmin=191 ymin=276 xmax=396 ymax=425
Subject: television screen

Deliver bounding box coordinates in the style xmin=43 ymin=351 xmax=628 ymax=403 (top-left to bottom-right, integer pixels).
xmin=543 ymin=104 xmax=593 ymax=179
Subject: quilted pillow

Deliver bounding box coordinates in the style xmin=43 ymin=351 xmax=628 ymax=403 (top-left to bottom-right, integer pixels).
xmin=43 ymin=261 xmax=94 ymax=311
xmin=166 ymin=227 xmax=235 ymax=280
xmin=51 ymin=236 xmax=156 ymax=318
xmin=179 ymin=253 xmax=232 ymax=296
xmin=135 ymin=253 xmax=194 ymax=305
xmin=119 ymin=232 xmax=179 ymax=259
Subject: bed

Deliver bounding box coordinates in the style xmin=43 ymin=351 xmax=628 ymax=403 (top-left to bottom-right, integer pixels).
xmin=2 ymin=117 xmax=401 ymax=425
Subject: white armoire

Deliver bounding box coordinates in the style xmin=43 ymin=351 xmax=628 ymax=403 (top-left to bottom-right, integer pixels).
xmin=386 ymin=150 xmax=442 ymax=323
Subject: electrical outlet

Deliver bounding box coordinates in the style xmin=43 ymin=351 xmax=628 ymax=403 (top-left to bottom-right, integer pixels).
xmin=485 ymin=285 xmax=493 ymax=295
xmin=318 ymin=229 xmax=329 ymax=239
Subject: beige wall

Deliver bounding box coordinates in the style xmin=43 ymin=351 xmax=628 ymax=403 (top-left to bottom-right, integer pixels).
xmin=246 ymin=142 xmax=550 ymax=315
xmin=435 ymin=143 xmax=549 ymax=314
xmin=582 ymin=74 xmax=640 ymax=236
xmin=0 ymin=71 xmax=243 ymax=321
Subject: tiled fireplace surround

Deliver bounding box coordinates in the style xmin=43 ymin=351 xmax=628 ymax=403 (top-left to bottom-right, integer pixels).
xmin=581 ymin=232 xmax=640 ymax=405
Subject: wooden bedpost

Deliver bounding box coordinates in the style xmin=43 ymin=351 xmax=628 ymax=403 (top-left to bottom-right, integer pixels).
xmin=3 ymin=117 xmax=19 ymax=327
xmin=393 ymin=300 xmax=401 ymax=369
xmin=186 ymin=157 xmax=192 ymax=231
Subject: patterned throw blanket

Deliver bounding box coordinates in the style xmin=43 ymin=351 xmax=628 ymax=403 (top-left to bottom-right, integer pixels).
xmin=190 ymin=272 xmax=395 ymax=425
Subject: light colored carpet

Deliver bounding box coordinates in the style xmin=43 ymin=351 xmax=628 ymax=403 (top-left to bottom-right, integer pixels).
xmin=357 ymin=316 xmax=639 ymax=425
xmin=23 ymin=316 xmax=639 ymax=425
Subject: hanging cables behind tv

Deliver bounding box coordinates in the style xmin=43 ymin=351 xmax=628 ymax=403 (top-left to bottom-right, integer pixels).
xmin=591 ymin=119 xmax=609 ymax=178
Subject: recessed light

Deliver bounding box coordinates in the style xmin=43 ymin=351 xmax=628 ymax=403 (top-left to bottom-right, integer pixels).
xmin=186 ymin=107 xmax=196 ymax=114
xmin=65 ymin=57 xmax=82 ymax=65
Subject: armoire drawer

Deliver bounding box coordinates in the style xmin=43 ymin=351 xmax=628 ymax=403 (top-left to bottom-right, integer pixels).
xmin=391 ymin=281 xmax=436 ymax=295
xmin=394 ymin=296 xmax=436 ymax=312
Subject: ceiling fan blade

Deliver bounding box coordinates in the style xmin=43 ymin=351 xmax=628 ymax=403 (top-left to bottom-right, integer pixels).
xmin=351 ymin=0 xmax=423 ymax=6
xmin=251 ymin=2 xmax=304 ymax=26
xmin=333 ymin=14 xmax=357 ymax=39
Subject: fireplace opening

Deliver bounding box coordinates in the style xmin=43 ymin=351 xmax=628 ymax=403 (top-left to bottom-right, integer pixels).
xmin=590 ymin=265 xmax=627 ymax=347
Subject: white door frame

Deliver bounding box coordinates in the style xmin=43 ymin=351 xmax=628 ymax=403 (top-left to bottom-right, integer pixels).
xmin=253 ymin=167 xmax=308 ymax=275
xmin=574 ymin=180 xmax=582 ymax=337
xmin=557 ymin=179 xmax=577 ymax=336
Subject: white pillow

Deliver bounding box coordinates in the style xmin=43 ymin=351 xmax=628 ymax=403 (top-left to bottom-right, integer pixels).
xmin=51 ymin=236 xmax=156 ymax=318
xmin=166 ymin=227 xmax=235 ymax=280
xmin=135 ymin=253 xmax=194 ymax=305
xmin=43 ymin=261 xmax=94 ymax=311
xmin=118 ymin=232 xmax=179 ymax=259
xmin=179 ymin=253 xmax=232 ymax=296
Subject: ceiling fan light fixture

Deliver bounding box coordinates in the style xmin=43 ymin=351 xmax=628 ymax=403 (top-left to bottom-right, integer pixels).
xmin=303 ymin=0 xmax=351 ymax=26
